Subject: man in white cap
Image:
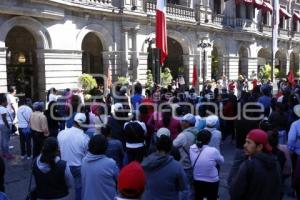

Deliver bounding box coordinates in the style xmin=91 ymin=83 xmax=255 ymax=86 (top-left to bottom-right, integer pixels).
xmin=205 ymin=115 xmax=222 ymax=151
xmin=173 ymin=113 xmax=198 ymax=200
xmin=57 ymin=113 xmax=90 ymax=200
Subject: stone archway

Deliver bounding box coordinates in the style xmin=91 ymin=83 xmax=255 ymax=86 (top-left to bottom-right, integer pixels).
xmin=275 ymin=50 xmax=287 ymax=77
xmin=257 ymin=48 xmax=271 ymax=76
xmin=164 ymin=37 xmax=184 ymax=80
xmin=290 ymin=52 xmax=299 ymax=78
xmin=211 ymin=45 xmax=223 ymax=80
xmin=81 ymin=32 xmax=104 ymax=84
xmin=238 ymin=46 xmax=248 ymax=77
xmin=5 ymin=27 xmax=39 ymax=100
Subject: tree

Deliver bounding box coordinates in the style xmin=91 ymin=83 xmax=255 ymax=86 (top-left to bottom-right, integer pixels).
xmin=78 ymin=73 xmax=97 ymax=91
xmin=161 ymin=67 xmax=173 ymax=88
xmin=258 ymin=64 xmax=279 ymax=80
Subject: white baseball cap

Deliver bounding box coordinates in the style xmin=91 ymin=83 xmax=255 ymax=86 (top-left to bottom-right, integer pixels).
xmin=156 ymin=128 xmax=171 ymax=138
xmin=74 ymin=113 xmax=86 ymax=124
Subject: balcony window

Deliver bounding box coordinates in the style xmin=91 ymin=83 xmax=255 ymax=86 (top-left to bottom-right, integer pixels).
xmin=262 ymin=12 xmax=268 ymax=25
xmin=214 ymin=0 xmax=221 ymax=14
xmin=167 ymin=0 xmax=179 ymax=4
xmin=236 ymin=4 xmax=241 ymax=18
xmin=293 ymin=20 xmax=298 ymax=32
xmin=279 ymin=16 xmax=284 ymax=29
xmin=245 ymin=6 xmax=252 ymax=19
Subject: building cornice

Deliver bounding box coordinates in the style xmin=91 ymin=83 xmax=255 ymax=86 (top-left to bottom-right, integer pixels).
xmin=0 ymin=4 xmax=64 ymax=20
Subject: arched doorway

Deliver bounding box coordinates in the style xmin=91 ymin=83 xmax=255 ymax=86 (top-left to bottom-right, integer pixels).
xmin=211 ymin=46 xmax=222 ymax=80
xmin=275 ymin=50 xmax=287 ymax=78
xmin=290 ymin=52 xmax=299 ymax=77
xmin=5 ymin=26 xmax=38 ymax=99
xmin=257 ymin=48 xmax=271 ymax=76
xmin=238 ymin=47 xmax=248 ymax=77
xmin=82 ymin=32 xmax=104 ymax=84
xmin=164 ymin=37 xmax=184 ymax=81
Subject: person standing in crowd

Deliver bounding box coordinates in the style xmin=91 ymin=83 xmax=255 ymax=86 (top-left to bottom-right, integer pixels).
xmin=229 ymin=129 xmax=281 ymax=200
xmin=204 ymin=115 xmax=222 ymax=151
xmin=227 ymin=104 xmax=263 ymax=185
xmin=57 ymin=113 xmax=89 ymax=200
xmin=81 ymin=134 xmax=119 ymax=200
xmin=6 ymin=86 xmax=18 ymax=134
xmin=102 ymin=125 xmax=124 ymax=169
xmin=190 ymin=129 xmax=224 ymax=200
xmin=0 ymin=94 xmax=14 ymax=159
xmin=269 ymin=102 xmax=289 ymax=144
xmin=66 ymin=95 xmax=81 ymax=129
xmin=47 ymin=88 xmax=58 ymax=103
xmin=30 ymin=102 xmax=49 ymax=158
xmin=0 ymin=156 xmax=4 ymax=193
xmin=44 ymin=101 xmax=60 ymax=137
xmin=288 ymin=104 xmax=300 ymax=198
xmin=116 ymin=161 xmax=146 ymax=200
xmin=173 ymin=113 xmax=198 ymax=200
xmin=131 ymin=82 xmax=144 ymax=114
xmin=17 ymin=98 xmax=33 ymax=159
xmin=142 ymin=135 xmax=187 ymax=200
xmin=33 ymin=137 xmax=73 ymax=200
xmin=124 ymin=120 xmax=147 ymax=163
xmin=147 ymin=105 xmax=181 ymax=141
xmin=107 ymin=103 xmax=128 ymax=145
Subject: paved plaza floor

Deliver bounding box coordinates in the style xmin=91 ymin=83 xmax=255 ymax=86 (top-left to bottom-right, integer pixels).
xmin=3 ymin=135 xmax=297 ymax=200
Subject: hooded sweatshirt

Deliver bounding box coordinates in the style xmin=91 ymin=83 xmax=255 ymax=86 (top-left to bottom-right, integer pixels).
xmin=81 ymin=153 xmax=119 ymax=200
xmin=34 ymin=155 xmax=73 ymax=200
xmin=173 ymin=126 xmax=198 ymax=169
xmin=142 ymin=152 xmax=188 ymax=200
xmin=205 ymin=127 xmax=222 ymax=151
xmin=230 ymin=152 xmax=281 ymax=200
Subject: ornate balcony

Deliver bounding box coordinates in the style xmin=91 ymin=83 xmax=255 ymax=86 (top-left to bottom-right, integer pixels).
xmin=211 ymin=14 xmax=256 ymax=30
xmin=144 ymin=0 xmax=195 ymax=21
xmin=258 ymin=24 xmax=272 ymax=35
xmin=64 ymin=0 xmax=112 ymax=7
xmin=279 ymin=28 xmax=289 ymax=37
xmin=291 ymin=31 xmax=300 ymax=38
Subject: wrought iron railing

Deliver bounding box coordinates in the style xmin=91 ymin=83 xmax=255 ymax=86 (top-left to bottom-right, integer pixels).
xmin=211 ymin=14 xmax=255 ymax=29
xmin=66 ymin=0 xmax=112 ymax=6
xmin=144 ymin=0 xmax=195 ymax=20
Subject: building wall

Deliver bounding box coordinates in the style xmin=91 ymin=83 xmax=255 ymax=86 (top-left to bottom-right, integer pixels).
xmin=0 ymin=0 xmax=300 ymax=97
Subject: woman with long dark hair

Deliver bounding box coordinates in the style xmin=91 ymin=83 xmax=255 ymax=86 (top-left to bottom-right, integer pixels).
xmin=33 ymin=137 xmax=73 ymax=200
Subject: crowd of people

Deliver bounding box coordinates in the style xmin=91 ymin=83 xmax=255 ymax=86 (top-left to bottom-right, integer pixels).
xmin=0 ymin=76 xmax=299 ymax=200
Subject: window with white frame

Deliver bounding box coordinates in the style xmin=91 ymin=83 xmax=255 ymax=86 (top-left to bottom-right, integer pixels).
xmin=214 ymin=0 xmax=222 ymax=14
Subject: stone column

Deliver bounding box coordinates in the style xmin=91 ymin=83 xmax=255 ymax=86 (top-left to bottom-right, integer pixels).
xmin=182 ymin=54 xmax=195 ymax=86
xmin=121 ymin=28 xmax=129 ymax=77
xmin=41 ymin=49 xmax=82 ymax=99
xmin=137 ymin=52 xmax=148 ymax=85
xmin=248 ymin=57 xmax=258 ymax=78
xmin=227 ymin=56 xmax=239 ymax=80
xmin=0 ymin=48 xmax=7 ymax=93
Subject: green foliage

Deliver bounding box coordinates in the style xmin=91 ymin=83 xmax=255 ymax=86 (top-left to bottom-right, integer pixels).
xmin=145 ymin=70 xmax=154 ymax=90
xmin=117 ymin=76 xmax=129 ymax=86
xmin=161 ymin=67 xmax=173 ymax=88
xmin=258 ymin=64 xmax=279 ymax=80
xmin=78 ymin=73 xmax=97 ymax=91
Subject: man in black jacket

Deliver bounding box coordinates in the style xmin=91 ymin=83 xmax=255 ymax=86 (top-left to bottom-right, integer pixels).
xmin=229 ymin=129 xmax=281 ymax=200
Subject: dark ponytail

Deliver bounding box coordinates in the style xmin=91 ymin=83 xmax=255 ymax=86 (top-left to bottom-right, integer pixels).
xmin=40 ymin=137 xmax=59 ymax=170
xmin=196 ymin=129 xmax=212 ymax=148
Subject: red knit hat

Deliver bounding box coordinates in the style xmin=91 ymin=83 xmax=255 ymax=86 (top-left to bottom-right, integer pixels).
xmin=118 ymin=161 xmax=146 ymax=198
xmin=247 ymin=129 xmax=272 ymax=152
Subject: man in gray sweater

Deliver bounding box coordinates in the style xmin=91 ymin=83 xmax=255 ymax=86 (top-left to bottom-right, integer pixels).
xmin=81 ymin=135 xmax=119 ymax=200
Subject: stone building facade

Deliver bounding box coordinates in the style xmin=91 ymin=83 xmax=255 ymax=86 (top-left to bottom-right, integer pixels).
xmin=0 ymin=0 xmax=300 ymax=99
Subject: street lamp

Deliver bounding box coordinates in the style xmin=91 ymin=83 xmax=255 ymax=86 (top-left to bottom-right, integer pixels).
xmin=198 ymin=38 xmax=211 ymax=91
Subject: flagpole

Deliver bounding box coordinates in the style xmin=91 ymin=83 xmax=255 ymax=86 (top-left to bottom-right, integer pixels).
xmin=271 ymin=0 xmax=279 ymax=84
